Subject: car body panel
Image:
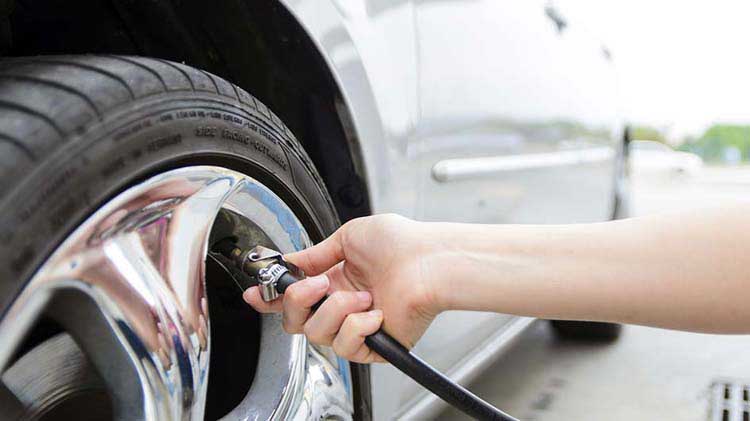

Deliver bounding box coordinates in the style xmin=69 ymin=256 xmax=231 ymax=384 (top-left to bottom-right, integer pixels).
xmin=414 ymin=0 xmax=620 ymax=225
xmin=277 ymin=0 xmax=622 ymax=418
xmin=631 ymin=140 xmax=704 ymax=176
xmin=276 ymin=0 xmax=421 ymax=217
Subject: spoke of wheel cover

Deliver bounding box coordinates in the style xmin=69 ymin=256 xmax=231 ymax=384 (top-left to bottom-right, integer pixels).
xmin=0 ymin=169 xmax=243 ymax=420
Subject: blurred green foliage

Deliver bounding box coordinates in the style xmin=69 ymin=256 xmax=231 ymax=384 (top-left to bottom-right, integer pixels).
xmin=679 ymin=124 xmax=750 ymax=163
xmin=631 ymin=125 xmax=667 ymax=143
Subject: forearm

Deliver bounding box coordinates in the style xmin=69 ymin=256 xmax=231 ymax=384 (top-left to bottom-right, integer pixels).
xmin=426 ymin=206 xmax=750 ymax=333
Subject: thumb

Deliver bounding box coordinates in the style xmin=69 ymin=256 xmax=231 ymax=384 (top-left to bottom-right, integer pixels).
xmin=285 ymin=225 xmax=346 ymax=276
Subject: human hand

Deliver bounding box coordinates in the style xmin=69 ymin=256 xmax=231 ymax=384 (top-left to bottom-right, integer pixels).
xmin=243 ymin=214 xmax=444 ymax=363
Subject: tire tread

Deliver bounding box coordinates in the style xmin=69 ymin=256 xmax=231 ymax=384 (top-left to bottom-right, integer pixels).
xmin=0 ymin=54 xmax=335 ymax=220
xmin=21 ymin=56 xmax=137 ymax=99
xmin=0 ymin=74 xmax=102 ymax=118
xmin=0 ymin=132 xmax=34 ymax=160
xmin=0 ymin=99 xmax=66 ymax=137
xmin=103 ymin=55 xmax=169 ymax=91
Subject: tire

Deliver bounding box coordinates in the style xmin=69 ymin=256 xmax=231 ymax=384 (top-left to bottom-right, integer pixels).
xmin=550 ymin=320 xmax=623 ymax=342
xmin=0 ymin=56 xmax=370 ymax=419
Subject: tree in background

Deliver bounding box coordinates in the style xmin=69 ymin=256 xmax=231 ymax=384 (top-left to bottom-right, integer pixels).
xmin=679 ymin=124 xmax=750 ymax=163
xmin=631 ymin=125 xmax=667 ymax=143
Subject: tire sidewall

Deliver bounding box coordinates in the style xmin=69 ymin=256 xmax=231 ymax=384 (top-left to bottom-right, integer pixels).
xmin=0 ymin=93 xmax=339 ymax=315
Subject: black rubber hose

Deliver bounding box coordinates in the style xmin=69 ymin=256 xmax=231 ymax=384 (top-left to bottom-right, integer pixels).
xmin=276 ymin=272 xmax=518 ymax=421
xmin=364 ymin=331 xmax=516 ymax=421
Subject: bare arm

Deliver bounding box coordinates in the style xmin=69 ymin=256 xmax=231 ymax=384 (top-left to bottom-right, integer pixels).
xmin=244 ymin=208 xmax=750 ymax=363
xmin=429 ymin=205 xmax=750 ymax=333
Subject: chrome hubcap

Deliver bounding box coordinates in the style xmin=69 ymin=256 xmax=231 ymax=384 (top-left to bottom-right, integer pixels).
xmin=0 ymin=166 xmax=353 ymax=420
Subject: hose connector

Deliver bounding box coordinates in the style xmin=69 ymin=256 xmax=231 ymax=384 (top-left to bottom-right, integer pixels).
xmin=227 ymin=244 xmax=304 ymax=302
xmin=257 ymin=264 xmax=288 ymax=301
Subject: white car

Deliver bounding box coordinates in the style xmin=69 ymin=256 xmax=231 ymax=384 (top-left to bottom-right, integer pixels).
xmin=0 ymin=1 xmax=627 ymax=420
xmin=631 ymin=140 xmax=704 ymax=177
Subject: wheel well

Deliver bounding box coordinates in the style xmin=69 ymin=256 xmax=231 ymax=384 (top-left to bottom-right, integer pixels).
xmin=0 ymin=0 xmax=370 ymax=222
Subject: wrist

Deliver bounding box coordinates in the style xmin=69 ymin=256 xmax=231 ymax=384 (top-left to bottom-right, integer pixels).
xmin=403 ymin=221 xmax=443 ymax=315
xmin=419 ymin=222 xmax=548 ymax=314
xmin=415 ymin=221 xmax=474 ymax=313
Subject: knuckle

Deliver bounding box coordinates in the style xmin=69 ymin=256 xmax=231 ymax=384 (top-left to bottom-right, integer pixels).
xmin=303 ymin=252 xmax=319 ymax=274
xmin=344 ymin=313 xmax=364 ymax=331
xmin=331 ymin=340 xmax=343 ymax=356
xmin=352 ymin=348 xmax=369 ymax=364
xmin=379 ymin=213 xmax=405 ymax=233
xmin=332 ymin=337 xmax=353 ymax=359
xmin=282 ymin=317 xmax=300 ymax=334
xmin=303 ymin=323 xmax=326 ymax=345
xmin=282 ymin=319 xmax=293 ymax=334
xmin=285 ymin=285 xmax=303 ymax=304
xmin=342 ymin=261 xmax=363 ymax=281
xmin=283 ymin=288 xmax=297 ymax=303
xmin=341 ymin=218 xmax=360 ymax=232
xmin=340 ymin=218 xmax=366 ymax=247
xmin=377 ymin=213 xmax=398 ymax=226
xmin=339 ymin=230 xmax=354 ymax=251
xmin=328 ymin=291 xmax=349 ymax=308
xmin=302 ymin=323 xmax=315 ymax=340
xmin=332 ymin=344 xmax=350 ymax=359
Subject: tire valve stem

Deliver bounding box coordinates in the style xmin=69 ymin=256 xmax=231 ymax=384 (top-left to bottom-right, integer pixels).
xmin=216 ymin=242 xmax=305 ymax=303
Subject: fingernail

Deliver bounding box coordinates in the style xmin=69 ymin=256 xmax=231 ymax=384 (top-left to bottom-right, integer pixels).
xmin=369 ymin=309 xmax=383 ymax=319
xmin=307 ymin=275 xmax=329 ymax=290
xmin=356 ymin=291 xmax=372 ymax=304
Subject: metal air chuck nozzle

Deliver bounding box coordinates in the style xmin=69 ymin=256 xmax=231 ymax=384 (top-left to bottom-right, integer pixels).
xmin=223 ymin=244 xmax=305 ymax=302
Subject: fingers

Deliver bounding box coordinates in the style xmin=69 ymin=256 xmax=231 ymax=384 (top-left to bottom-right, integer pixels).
xmin=242 ymin=274 xmax=330 ymax=330
xmin=285 ymin=226 xmax=345 ymax=276
xmin=332 ymin=310 xmax=385 ymax=363
xmin=281 ymin=275 xmax=330 ymax=333
xmin=303 ymin=290 xmax=372 ymax=345
xmin=321 ymin=261 xmax=355 ymax=291
xmin=242 ymin=286 xmax=283 ymax=313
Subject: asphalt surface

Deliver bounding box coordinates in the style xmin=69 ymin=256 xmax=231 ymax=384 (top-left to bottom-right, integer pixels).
xmin=437 ymin=166 xmax=750 ymax=421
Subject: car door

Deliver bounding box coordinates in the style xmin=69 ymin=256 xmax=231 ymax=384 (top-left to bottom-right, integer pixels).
xmin=372 ymin=0 xmax=620 ymax=418
xmin=414 ymin=0 xmax=619 ymax=225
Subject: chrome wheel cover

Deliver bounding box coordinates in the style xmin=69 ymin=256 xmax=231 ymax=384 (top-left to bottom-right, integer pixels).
xmin=0 ymin=166 xmax=353 ymax=420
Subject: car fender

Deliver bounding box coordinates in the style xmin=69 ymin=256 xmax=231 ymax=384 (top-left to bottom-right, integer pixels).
xmin=277 ymin=0 xmax=420 ymax=215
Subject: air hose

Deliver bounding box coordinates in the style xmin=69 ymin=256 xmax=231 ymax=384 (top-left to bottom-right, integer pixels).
xmin=213 ymin=242 xmax=518 ymax=421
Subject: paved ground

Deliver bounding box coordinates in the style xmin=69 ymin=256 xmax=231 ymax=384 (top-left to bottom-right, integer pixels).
xmin=631 ymin=166 xmax=750 ymax=215
xmin=437 ymin=166 xmax=750 ymax=421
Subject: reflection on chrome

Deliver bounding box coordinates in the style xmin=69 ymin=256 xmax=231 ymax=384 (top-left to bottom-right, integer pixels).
xmin=0 ymin=166 xmax=353 ymax=420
